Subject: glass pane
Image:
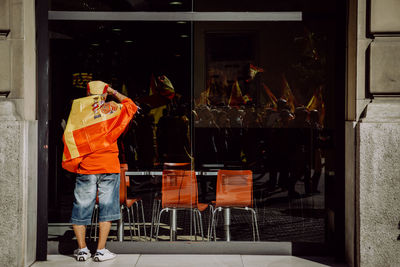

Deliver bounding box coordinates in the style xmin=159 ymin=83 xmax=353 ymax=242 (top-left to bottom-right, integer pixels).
xmin=193 ymin=20 xmax=337 ymax=242
xmin=48 ymin=20 xmax=194 ymax=242
xmin=48 ymin=13 xmax=341 ymax=246
xmin=51 ymin=0 xmax=192 ymax=11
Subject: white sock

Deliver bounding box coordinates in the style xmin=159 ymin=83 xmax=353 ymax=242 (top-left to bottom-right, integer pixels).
xmin=97 ymin=248 xmax=106 ymax=253
xmin=79 ymin=247 xmax=89 ymax=253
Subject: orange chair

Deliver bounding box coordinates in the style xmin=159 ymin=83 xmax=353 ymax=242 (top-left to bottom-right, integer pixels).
xmin=154 ymin=170 xmax=208 ymax=241
xmin=210 ymin=170 xmax=260 ymax=241
xmin=90 ymin=164 xmax=147 ymax=241
xmin=149 ymin=162 xmax=191 ymax=240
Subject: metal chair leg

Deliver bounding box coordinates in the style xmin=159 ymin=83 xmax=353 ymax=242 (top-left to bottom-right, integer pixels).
xmin=248 ymin=208 xmax=260 ymax=241
xmin=157 ymin=200 xmax=161 ymax=223
xmin=249 ymin=208 xmax=256 ymax=241
xmin=140 ymin=200 xmax=147 ymax=241
xmin=207 ymin=205 xmax=214 ymax=241
xmin=196 ymin=209 xmax=204 ymax=241
xmin=155 ymin=208 xmax=167 ymax=241
xmin=130 ymin=205 xmax=137 ymax=236
xmin=214 ymin=207 xmax=222 ymax=241
xmin=150 ymin=198 xmax=157 ymax=241
xmin=151 ymin=199 xmax=161 ymax=241
xmin=193 ymin=210 xmax=197 ymax=241
xmin=251 ymin=209 xmax=260 ymax=241
xmin=210 ymin=207 xmax=219 ymax=242
xmin=135 ymin=201 xmax=141 ymax=240
xmin=126 ymin=205 xmax=133 ymax=241
xmin=195 ymin=210 xmax=201 ymax=241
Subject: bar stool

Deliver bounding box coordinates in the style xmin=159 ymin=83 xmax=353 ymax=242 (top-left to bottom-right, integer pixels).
xmin=153 ymin=169 xmax=208 ymax=241
xmin=210 ymin=170 xmax=260 ymax=241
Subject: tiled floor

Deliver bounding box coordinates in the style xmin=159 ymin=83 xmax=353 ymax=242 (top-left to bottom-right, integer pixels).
xmin=32 ymin=255 xmax=346 ymax=267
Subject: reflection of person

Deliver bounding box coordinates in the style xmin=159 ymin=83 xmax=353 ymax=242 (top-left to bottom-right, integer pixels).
xmin=156 ymin=108 xmax=170 ymax=163
xmin=309 ymin=109 xmax=323 ymax=193
xmin=62 ymin=81 xmax=137 ymax=262
xmin=289 ymin=107 xmax=312 ymax=195
xmin=135 ymin=105 xmax=156 ymax=168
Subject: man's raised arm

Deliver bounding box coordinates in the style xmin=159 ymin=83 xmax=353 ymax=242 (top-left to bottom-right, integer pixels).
xmin=107 ymin=86 xmax=128 ymax=102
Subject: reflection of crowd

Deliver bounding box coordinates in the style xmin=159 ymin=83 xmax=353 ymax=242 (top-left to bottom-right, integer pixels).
xmin=193 ymin=98 xmax=325 ymax=197
xmin=118 ymin=97 xmax=325 ymax=198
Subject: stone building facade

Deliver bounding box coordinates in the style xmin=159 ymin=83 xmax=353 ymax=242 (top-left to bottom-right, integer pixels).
xmin=345 ymin=0 xmax=400 ymax=266
xmin=0 ymin=0 xmax=399 ymax=266
xmin=0 ymin=0 xmax=37 ymax=266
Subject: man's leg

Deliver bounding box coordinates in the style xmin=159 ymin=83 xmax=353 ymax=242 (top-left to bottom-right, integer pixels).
xmin=97 ymin=221 xmax=112 ymax=250
xmin=71 ymin=174 xmax=97 ymax=223
xmin=70 ymin=174 xmax=97 ymax=261
xmin=94 ymin=173 xmax=120 ymax=262
xmin=73 ymin=225 xmax=87 ymax=249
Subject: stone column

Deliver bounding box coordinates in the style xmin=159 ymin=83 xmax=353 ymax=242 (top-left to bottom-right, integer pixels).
xmin=0 ymin=0 xmax=37 ymax=266
xmin=355 ymin=0 xmax=400 ymax=266
xmin=357 ymin=100 xmax=400 ymax=267
xmin=0 ymin=100 xmax=37 ymax=267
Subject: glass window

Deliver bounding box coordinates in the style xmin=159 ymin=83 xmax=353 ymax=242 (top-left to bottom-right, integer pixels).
xmin=48 ymin=2 xmax=341 ymax=246
xmin=193 ymin=21 xmax=335 ymax=242
xmin=48 ymin=21 xmax=193 ymax=241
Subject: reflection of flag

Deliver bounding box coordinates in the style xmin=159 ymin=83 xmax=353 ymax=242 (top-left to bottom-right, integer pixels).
xmin=121 ymin=83 xmax=129 ymax=97
xmin=149 ymin=74 xmax=166 ymax=124
xmin=304 ymin=27 xmax=319 ymax=61
xmin=228 ymin=81 xmax=245 ymax=107
xmin=149 ymin=73 xmax=157 ymax=96
xmin=280 ymin=75 xmax=296 ymax=112
xmin=150 ymin=105 xmax=166 ymax=125
xmin=247 ymin=64 xmax=264 ymax=82
xmin=62 ymin=95 xmax=137 ymax=172
xmin=243 ymin=94 xmax=252 ymax=103
xmin=196 ymin=83 xmax=210 ymax=106
xmin=307 ymin=86 xmax=325 ymax=126
xmin=137 ymin=74 xmax=175 ymax=109
xmin=157 ymin=75 xmax=175 ymax=99
xmin=262 ymin=83 xmax=277 ymax=109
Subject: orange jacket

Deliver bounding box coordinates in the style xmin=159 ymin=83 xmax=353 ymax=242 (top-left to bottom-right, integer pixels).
xmin=62 ymin=96 xmax=137 ymax=174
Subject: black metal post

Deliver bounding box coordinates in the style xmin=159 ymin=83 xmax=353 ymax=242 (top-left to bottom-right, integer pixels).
xmin=36 ymin=0 xmax=49 ymax=261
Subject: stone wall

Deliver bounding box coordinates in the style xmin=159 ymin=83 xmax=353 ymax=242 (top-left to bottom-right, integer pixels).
xmin=0 ymin=100 xmax=37 ymax=267
xmin=0 ymin=0 xmax=37 ymax=266
xmin=357 ymin=101 xmax=400 ymax=267
xmin=355 ymin=0 xmax=400 ymax=266
xmin=0 ymin=114 xmax=24 ymax=266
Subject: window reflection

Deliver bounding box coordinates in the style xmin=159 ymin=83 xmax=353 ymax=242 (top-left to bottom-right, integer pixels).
xmin=49 ymin=19 xmax=336 ymax=244
xmin=192 ymin=22 xmax=332 ymax=242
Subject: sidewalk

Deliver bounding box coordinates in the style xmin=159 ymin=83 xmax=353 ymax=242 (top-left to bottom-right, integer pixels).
xmin=32 ymin=255 xmax=347 ymax=267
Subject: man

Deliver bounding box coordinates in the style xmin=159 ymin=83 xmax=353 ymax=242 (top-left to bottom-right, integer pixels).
xmin=62 ymin=81 xmax=138 ymax=262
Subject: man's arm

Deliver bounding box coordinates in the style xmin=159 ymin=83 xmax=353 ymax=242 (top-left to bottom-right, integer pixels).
xmin=107 ymin=86 xmax=128 ymax=102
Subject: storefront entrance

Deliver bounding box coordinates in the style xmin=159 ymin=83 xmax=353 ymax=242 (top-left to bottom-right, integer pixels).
xmin=37 ymin=0 xmax=346 ymax=260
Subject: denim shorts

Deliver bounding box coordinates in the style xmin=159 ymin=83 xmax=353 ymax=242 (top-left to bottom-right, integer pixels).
xmin=71 ymin=173 xmax=121 ymax=225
